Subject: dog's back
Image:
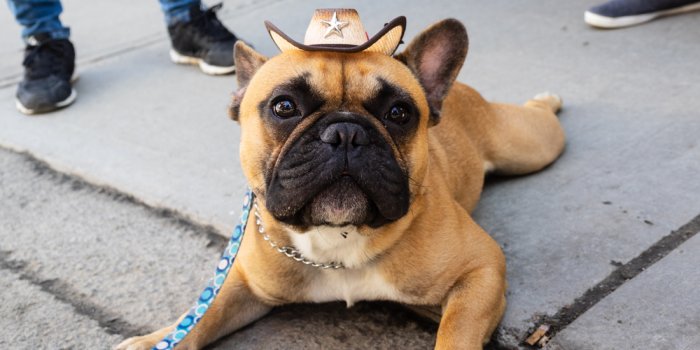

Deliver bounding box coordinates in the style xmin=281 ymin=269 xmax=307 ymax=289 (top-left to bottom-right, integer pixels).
xmin=428 ymin=82 xmax=565 ymax=213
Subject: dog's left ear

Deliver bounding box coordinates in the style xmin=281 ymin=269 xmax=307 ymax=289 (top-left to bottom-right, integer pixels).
xmin=395 ymin=19 xmax=468 ymax=126
xmin=229 ymin=41 xmax=268 ymax=121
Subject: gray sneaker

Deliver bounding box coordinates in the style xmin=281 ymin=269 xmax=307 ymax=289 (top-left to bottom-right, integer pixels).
xmin=16 ymin=34 xmax=76 ymax=115
xmin=167 ymin=3 xmax=239 ymax=75
xmin=585 ymin=0 xmax=700 ymax=28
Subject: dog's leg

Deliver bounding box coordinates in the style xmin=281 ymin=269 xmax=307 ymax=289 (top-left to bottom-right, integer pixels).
xmin=435 ymin=245 xmax=506 ymax=350
xmin=484 ymin=92 xmax=566 ymax=175
xmin=115 ymin=265 xmax=272 ymax=350
xmin=432 ymin=209 xmax=507 ymax=350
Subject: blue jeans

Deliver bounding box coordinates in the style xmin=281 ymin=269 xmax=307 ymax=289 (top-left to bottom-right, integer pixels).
xmin=6 ymin=0 xmax=201 ymax=43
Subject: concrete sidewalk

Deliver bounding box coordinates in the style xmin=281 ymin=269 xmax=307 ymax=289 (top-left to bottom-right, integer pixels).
xmin=1 ymin=0 xmax=700 ymax=349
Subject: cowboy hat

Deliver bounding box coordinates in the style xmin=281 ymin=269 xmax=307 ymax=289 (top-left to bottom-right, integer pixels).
xmin=265 ymin=8 xmax=406 ymax=56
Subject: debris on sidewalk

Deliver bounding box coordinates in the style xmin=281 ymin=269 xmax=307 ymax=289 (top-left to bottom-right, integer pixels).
xmin=525 ymin=324 xmax=550 ymax=347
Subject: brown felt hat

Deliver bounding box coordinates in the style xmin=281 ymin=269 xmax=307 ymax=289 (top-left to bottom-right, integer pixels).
xmin=265 ymin=9 xmax=406 ymax=56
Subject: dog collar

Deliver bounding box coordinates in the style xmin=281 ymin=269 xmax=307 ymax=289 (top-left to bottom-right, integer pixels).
xmin=253 ymin=201 xmax=345 ymax=269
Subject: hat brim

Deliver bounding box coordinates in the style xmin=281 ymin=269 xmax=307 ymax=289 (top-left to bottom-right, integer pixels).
xmin=265 ymin=16 xmax=406 ymax=56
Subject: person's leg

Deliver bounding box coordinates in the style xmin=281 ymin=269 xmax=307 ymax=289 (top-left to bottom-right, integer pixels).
xmin=158 ymin=0 xmax=199 ymax=25
xmin=158 ymin=0 xmax=242 ymax=75
xmin=7 ymin=0 xmax=70 ymax=41
xmin=6 ymin=0 xmax=76 ymax=114
xmin=585 ymin=0 xmax=700 ymax=28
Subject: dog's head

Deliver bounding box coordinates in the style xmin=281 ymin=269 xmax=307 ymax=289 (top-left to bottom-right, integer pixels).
xmin=230 ymin=18 xmax=468 ymax=230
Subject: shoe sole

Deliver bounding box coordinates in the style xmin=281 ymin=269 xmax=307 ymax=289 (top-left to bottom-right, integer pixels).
xmin=16 ymin=87 xmax=77 ymax=115
xmin=585 ymin=2 xmax=700 ymax=28
xmin=169 ymin=49 xmax=235 ymax=75
xmin=15 ymin=73 xmax=79 ymax=115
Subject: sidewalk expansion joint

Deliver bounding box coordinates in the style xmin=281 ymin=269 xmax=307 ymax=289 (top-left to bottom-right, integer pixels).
xmin=0 ymin=249 xmax=144 ymax=337
xmin=11 ymin=147 xmax=228 ymax=250
xmin=0 ymin=34 xmax=164 ymax=90
xmin=523 ymin=213 xmax=700 ymax=348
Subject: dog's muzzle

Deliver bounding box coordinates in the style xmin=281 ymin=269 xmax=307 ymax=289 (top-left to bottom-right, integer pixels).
xmin=265 ymin=112 xmax=410 ymax=228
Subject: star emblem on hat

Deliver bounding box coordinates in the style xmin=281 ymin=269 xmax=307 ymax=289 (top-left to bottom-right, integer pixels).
xmin=265 ymin=8 xmax=406 ymax=56
xmin=321 ymin=11 xmax=349 ymax=38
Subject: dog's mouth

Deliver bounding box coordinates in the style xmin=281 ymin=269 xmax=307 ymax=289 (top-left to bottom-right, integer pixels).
xmin=301 ymin=176 xmax=371 ymax=227
xmin=267 ymin=158 xmax=404 ymax=228
xmin=264 ymin=114 xmax=410 ymax=229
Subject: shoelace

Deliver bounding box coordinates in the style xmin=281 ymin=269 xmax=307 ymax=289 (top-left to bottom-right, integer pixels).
xmin=23 ymin=41 xmax=72 ymax=80
xmin=191 ymin=3 xmax=236 ymax=42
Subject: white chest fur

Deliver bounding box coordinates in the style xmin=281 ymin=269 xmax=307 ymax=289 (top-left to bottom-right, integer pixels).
xmin=287 ymin=226 xmax=408 ymax=306
xmin=306 ymin=267 xmax=405 ymax=307
xmin=288 ymin=226 xmax=372 ymax=268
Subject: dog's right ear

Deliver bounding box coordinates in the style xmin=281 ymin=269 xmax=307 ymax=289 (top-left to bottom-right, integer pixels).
xmin=229 ymin=41 xmax=268 ymax=121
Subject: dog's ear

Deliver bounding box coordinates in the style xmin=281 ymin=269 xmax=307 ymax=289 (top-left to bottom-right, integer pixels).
xmin=229 ymin=41 xmax=268 ymax=121
xmin=234 ymin=41 xmax=267 ymax=89
xmin=394 ymin=19 xmax=468 ymax=126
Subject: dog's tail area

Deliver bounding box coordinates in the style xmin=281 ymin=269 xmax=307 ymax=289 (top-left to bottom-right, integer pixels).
xmin=532 ymin=92 xmax=563 ymax=114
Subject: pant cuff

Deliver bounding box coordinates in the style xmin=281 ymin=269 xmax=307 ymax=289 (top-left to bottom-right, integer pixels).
xmin=24 ymin=27 xmax=71 ymax=45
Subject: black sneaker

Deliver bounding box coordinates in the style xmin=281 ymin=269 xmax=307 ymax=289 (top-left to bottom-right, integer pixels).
xmin=168 ymin=3 xmax=239 ymax=75
xmin=16 ymin=34 xmax=76 ymax=115
xmin=585 ymin=0 xmax=700 ymax=28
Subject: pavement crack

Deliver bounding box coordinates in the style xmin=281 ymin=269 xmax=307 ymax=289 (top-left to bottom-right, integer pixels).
xmin=523 ymin=213 xmax=700 ymax=347
xmin=0 ymin=250 xmax=144 ymax=337
xmin=15 ymin=147 xmax=228 ymax=251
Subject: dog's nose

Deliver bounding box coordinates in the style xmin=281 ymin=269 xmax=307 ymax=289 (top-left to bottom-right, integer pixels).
xmin=320 ymin=122 xmax=369 ymax=147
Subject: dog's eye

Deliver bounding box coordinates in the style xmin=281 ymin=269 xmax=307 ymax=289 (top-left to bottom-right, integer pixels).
xmin=384 ymin=104 xmax=410 ymax=124
xmin=272 ymin=99 xmax=299 ymax=119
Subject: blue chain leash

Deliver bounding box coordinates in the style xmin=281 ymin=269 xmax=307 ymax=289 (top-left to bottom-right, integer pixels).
xmin=151 ymin=190 xmax=254 ymax=350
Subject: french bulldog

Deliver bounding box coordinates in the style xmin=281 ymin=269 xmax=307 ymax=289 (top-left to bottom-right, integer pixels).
xmin=118 ymin=9 xmax=565 ymax=350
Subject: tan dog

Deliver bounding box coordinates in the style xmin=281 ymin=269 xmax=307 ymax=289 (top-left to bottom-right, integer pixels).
xmin=118 ymin=9 xmax=564 ymax=350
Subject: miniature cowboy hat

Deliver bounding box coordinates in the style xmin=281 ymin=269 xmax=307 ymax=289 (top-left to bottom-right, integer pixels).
xmin=265 ymin=8 xmax=406 ymax=56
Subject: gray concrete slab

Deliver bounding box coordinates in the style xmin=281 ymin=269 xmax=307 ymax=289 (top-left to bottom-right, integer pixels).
xmin=0 ymin=269 xmax=121 ymax=349
xmin=1 ymin=0 xmax=700 ymax=347
xmin=0 ymin=146 xmax=228 ymax=332
xmin=0 ymin=1 xmax=25 ymax=83
xmin=551 ymin=232 xmax=700 ymax=350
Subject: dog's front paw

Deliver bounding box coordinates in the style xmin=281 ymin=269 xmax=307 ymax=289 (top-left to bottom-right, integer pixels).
xmin=114 ymin=334 xmax=163 ymax=350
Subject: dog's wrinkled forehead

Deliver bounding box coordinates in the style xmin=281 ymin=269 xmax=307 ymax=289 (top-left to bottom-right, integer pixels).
xmin=233 ymin=50 xmax=432 ymax=160
xmin=257 ymin=51 xmax=426 ymax=112
xmin=252 ymin=53 xmax=426 ymax=140
xmin=272 ymin=66 xmax=371 ymax=106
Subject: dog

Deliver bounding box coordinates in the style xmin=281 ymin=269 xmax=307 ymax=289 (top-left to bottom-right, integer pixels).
xmin=117 ymin=9 xmax=565 ymax=350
